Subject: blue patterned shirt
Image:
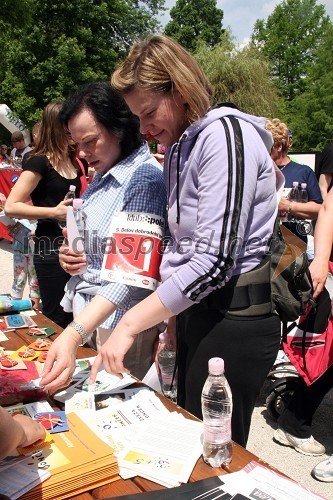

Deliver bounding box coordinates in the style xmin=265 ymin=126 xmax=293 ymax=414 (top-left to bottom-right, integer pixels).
xmin=79 ymin=143 xmax=167 ymax=329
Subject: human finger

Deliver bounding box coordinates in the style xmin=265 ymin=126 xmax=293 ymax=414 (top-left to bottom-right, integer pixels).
xmin=89 ymin=353 xmax=103 ymax=384
xmin=14 ymin=415 xmax=46 ymax=447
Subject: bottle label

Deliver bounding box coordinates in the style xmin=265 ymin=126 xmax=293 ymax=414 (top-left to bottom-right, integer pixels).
xmin=100 ymin=211 xmax=165 ymax=291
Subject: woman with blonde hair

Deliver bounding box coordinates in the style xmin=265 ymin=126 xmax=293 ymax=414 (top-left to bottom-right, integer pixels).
xmin=5 ymin=101 xmax=85 ymax=327
xmin=73 ymin=34 xmax=283 ymax=448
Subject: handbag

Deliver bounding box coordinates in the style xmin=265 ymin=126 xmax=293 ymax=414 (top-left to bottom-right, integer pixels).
xmin=282 ymin=287 xmax=333 ymax=385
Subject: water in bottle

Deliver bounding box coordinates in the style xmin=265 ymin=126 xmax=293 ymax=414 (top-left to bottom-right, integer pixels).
xmin=201 ymin=357 xmax=233 ymax=467
xmin=73 ymin=198 xmax=86 ymax=243
xmin=288 ymin=181 xmax=300 ymax=222
xmin=299 ymin=182 xmax=308 ymax=203
xmin=157 ymin=331 xmax=177 ymax=402
xmin=66 ymin=198 xmax=87 ymax=274
xmin=59 ymin=184 xmax=76 ymax=228
xmin=298 ymin=182 xmax=311 ymax=234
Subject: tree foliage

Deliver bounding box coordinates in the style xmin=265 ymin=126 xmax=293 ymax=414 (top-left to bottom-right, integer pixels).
xmin=164 ymin=0 xmax=224 ymax=51
xmin=287 ymin=23 xmax=333 ymax=150
xmin=251 ymin=0 xmax=331 ymax=102
xmin=0 ymin=0 xmax=164 ymax=128
xmin=194 ymin=35 xmax=280 ymax=117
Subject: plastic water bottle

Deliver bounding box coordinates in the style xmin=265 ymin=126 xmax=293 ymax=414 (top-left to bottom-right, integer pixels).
xmin=299 ymin=183 xmax=308 ymax=203
xmin=157 ymin=331 xmax=177 ymax=402
xmin=66 ymin=198 xmax=87 ymax=274
xmin=59 ymin=184 xmax=76 ymax=228
xmin=298 ymin=182 xmax=311 ymax=235
xmin=201 ymin=357 xmax=233 ymax=467
xmin=73 ymin=198 xmax=86 ymax=242
xmin=288 ymin=181 xmax=300 ymax=222
xmin=14 ymin=156 xmax=22 ymax=168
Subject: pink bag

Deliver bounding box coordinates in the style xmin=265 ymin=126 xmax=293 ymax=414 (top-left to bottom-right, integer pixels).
xmin=282 ymin=287 xmax=333 ymax=385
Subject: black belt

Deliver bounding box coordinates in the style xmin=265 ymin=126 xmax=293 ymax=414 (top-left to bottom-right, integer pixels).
xmin=202 ymin=282 xmax=272 ymax=315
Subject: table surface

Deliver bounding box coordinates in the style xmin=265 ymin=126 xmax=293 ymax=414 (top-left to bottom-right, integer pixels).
xmin=0 ymin=310 xmax=279 ymax=499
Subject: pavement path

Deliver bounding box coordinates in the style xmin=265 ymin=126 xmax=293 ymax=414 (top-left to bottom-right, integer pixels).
xmin=0 ymin=238 xmax=332 ymax=498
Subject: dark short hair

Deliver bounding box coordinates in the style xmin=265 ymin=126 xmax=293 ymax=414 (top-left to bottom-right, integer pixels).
xmin=60 ymin=81 xmax=144 ymax=158
xmin=11 ymin=131 xmax=24 ymax=142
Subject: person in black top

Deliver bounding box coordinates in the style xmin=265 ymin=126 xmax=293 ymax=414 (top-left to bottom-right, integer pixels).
xmin=5 ymin=102 xmax=85 ymax=327
xmin=318 ymin=141 xmax=333 ymax=199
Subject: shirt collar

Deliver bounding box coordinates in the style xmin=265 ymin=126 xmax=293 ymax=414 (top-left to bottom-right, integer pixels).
xmin=99 ymin=143 xmax=152 ymax=185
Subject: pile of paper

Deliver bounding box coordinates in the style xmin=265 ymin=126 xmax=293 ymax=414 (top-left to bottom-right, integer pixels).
xmin=53 ymin=366 xmax=136 ymax=404
xmin=16 ymin=412 xmax=118 ymax=499
xmin=81 ymin=389 xmax=203 ymax=488
xmin=1 ymin=366 xmax=204 ymax=496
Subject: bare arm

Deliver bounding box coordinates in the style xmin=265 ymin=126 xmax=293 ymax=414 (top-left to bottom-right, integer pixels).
xmin=0 ymin=407 xmax=45 ymax=459
xmin=319 ymin=173 xmax=332 ymax=200
xmin=89 ymin=291 xmax=174 ymax=381
xmin=309 ymin=188 xmax=333 ymax=297
xmin=278 ymin=198 xmax=321 ymax=220
xmin=4 ymin=170 xmax=70 ymax=221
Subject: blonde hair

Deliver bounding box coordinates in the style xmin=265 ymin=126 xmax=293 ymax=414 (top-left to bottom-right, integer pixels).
xmin=31 ymin=102 xmax=70 ymax=169
xmin=265 ymin=118 xmax=291 ymax=153
xmin=111 ymin=34 xmax=213 ymax=124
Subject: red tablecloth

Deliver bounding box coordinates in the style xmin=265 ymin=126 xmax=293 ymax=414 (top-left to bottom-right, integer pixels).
xmin=0 ymin=168 xmax=22 ymax=240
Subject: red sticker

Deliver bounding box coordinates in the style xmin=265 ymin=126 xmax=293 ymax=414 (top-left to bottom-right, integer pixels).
xmin=0 ymin=357 xmax=18 ymax=367
xmin=34 ymin=339 xmax=52 ymax=349
xmin=18 ymin=348 xmax=36 ymax=358
xmin=36 ymin=413 xmax=63 ymax=431
xmin=28 ymin=328 xmax=47 ymax=336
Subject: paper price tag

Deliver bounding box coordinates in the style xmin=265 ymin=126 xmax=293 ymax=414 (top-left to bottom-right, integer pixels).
xmin=100 ymin=211 xmax=165 ymax=291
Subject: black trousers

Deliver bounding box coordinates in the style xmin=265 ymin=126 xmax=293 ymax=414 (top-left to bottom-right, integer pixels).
xmin=277 ymin=363 xmax=333 ymax=438
xmin=33 ymin=236 xmax=73 ymax=329
xmin=177 ymin=305 xmax=281 ymax=448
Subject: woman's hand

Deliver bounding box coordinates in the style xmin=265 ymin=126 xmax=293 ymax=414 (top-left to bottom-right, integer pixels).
xmin=53 ymin=198 xmax=73 ymax=222
xmin=0 ymin=406 xmax=46 ymax=459
xmin=89 ymin=328 xmax=135 ymax=383
xmin=278 ymin=197 xmax=290 ymax=214
xmin=309 ymin=258 xmax=328 ymax=298
xmin=154 ymin=316 xmax=177 ymax=369
xmin=40 ymin=329 xmax=81 ymax=393
xmin=59 ymin=229 xmax=87 ymax=275
xmin=13 ymin=414 xmax=46 ymax=448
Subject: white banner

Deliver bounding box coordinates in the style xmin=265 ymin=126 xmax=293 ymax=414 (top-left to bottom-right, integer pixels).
xmin=0 ymin=104 xmax=31 ymax=144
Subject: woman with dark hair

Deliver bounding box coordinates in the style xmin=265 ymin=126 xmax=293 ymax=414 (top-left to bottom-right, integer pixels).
xmin=41 ymin=81 xmax=166 ymax=389
xmin=5 ymin=101 xmax=84 ymax=327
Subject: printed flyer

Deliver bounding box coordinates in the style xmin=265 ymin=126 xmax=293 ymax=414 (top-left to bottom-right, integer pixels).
xmin=100 ymin=211 xmax=165 ymax=291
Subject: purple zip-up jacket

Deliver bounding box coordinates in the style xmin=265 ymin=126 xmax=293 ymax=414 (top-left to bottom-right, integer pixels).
xmin=157 ymin=106 xmax=278 ymax=315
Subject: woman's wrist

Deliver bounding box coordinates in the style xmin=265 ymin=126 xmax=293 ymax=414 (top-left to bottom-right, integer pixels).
xmin=67 ymin=321 xmax=89 ymax=346
xmin=288 ymin=201 xmax=294 ymax=214
xmin=62 ymin=325 xmax=83 ymax=347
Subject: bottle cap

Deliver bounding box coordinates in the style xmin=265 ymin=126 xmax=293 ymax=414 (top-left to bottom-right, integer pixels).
xmin=69 ymin=184 xmax=76 ymax=191
xmin=292 ymin=181 xmax=299 ymax=187
xmin=73 ymin=198 xmax=83 ymax=209
xmin=208 ymin=357 xmax=224 ymax=374
xmin=301 ymin=183 xmax=307 ymax=189
xmin=159 ymin=331 xmax=168 ymax=343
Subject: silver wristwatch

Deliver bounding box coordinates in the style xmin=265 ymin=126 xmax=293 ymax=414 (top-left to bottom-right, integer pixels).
xmin=68 ymin=321 xmax=89 ymax=346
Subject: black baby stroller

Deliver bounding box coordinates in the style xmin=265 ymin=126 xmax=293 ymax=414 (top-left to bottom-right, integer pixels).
xmin=265 ymin=287 xmax=333 ymax=420
xmin=265 ymin=349 xmax=300 ymax=420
